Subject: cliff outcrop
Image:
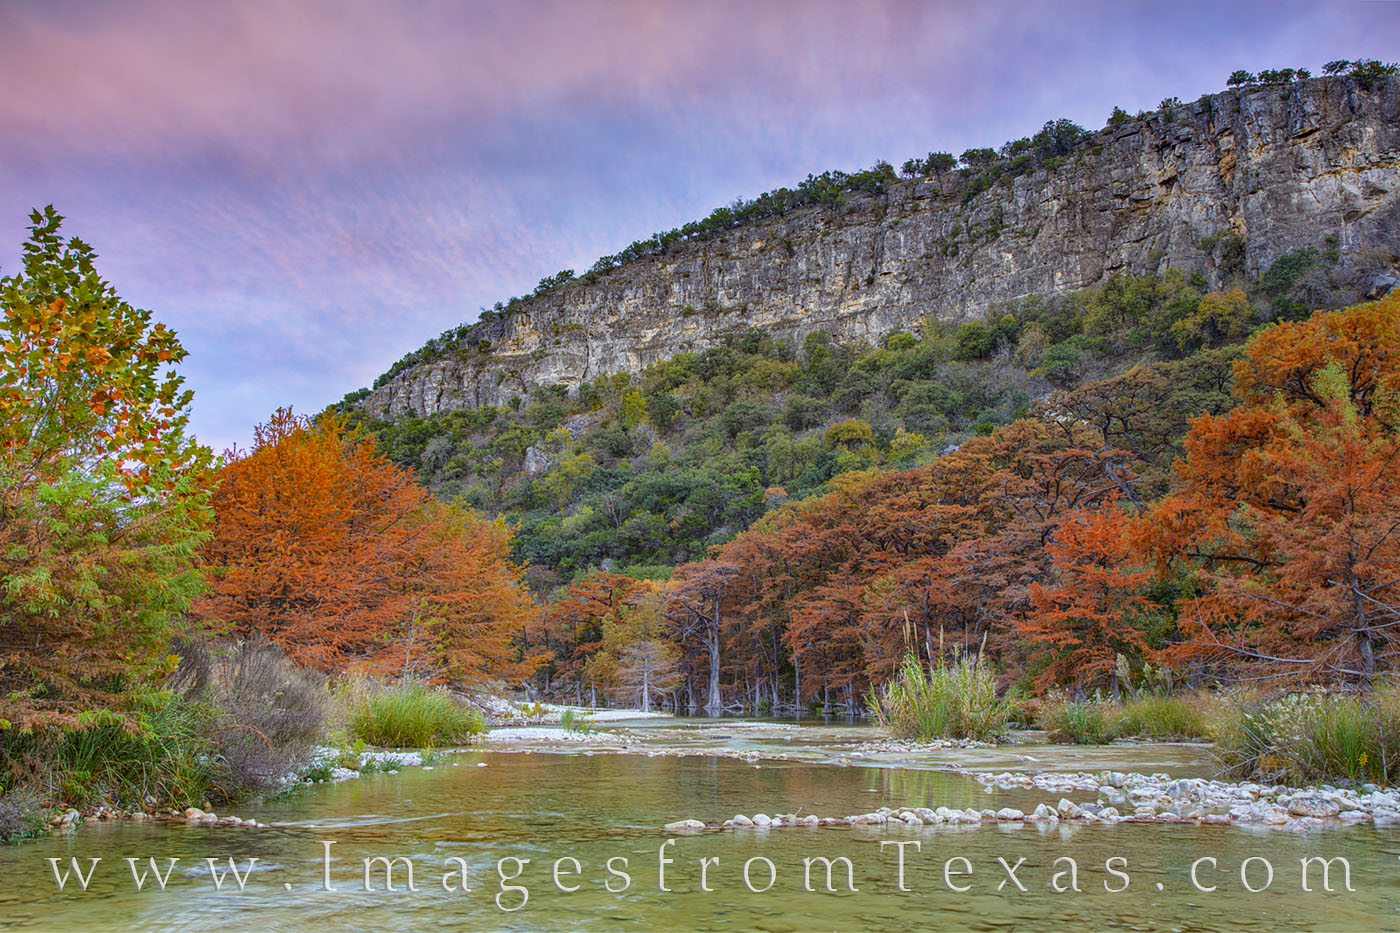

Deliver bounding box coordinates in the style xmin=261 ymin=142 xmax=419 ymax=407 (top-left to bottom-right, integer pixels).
xmin=364 ymin=77 xmax=1400 ymax=418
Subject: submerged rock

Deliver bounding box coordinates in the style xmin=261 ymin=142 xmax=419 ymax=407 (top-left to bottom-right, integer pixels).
xmin=663 ymin=819 xmax=706 ymax=832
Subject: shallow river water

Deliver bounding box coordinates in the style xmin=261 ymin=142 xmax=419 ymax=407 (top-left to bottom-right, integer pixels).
xmin=2 ymin=718 xmax=1397 ymax=931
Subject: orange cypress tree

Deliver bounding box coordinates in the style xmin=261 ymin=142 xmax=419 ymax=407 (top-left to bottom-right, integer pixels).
xmin=1021 ymin=504 xmax=1155 ymax=695
xmin=1140 ymin=294 xmax=1400 ymax=684
xmin=195 ymin=409 xmax=537 ymax=681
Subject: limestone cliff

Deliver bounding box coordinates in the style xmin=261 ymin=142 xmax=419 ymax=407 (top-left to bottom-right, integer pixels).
xmin=364 ymin=76 xmax=1400 ymax=418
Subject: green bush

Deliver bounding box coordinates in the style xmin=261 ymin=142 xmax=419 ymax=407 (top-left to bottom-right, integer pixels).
xmin=1039 ymin=697 xmax=1117 ymax=744
xmin=559 ymin=709 xmax=594 ymax=733
xmin=867 ymin=651 xmax=1019 ymax=742
xmin=347 ymin=684 xmax=485 ymax=748
xmin=1116 ymin=695 xmax=1207 ymax=739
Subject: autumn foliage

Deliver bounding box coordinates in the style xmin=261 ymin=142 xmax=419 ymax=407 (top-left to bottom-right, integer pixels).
xmin=0 ymin=208 xmax=211 ymax=728
xmin=195 ymin=409 xmax=538 ymax=683
xmin=1022 ymin=504 xmax=1155 ymax=694
xmin=1142 ymin=294 xmax=1400 ymax=684
xmin=522 ymin=294 xmax=1400 ymax=708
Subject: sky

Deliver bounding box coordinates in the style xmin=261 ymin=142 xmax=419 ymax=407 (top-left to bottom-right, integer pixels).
xmin=2 ymin=0 xmax=1396 ymax=451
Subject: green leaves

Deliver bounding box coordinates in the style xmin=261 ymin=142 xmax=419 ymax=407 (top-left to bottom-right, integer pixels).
xmin=0 ymin=209 xmax=213 ymax=728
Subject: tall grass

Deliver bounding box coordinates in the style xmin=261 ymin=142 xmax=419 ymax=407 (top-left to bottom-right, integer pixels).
xmin=559 ymin=709 xmax=594 ymax=733
xmin=1210 ymin=688 xmax=1400 ymax=784
xmin=1036 ymin=692 xmax=1210 ymax=744
xmin=1116 ymin=695 xmax=1208 ymax=739
xmin=1039 ymin=697 xmax=1117 ymax=744
xmin=0 ymin=639 xmax=336 ymax=823
xmin=346 ymin=682 xmax=484 ymax=747
xmin=0 ymin=689 xmax=219 ymax=810
xmin=170 ymin=638 xmax=330 ymax=797
xmin=867 ymin=651 xmax=1019 ymax=742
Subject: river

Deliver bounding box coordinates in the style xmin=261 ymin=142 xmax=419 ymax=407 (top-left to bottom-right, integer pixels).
xmin=2 ymin=717 xmax=1396 ymax=931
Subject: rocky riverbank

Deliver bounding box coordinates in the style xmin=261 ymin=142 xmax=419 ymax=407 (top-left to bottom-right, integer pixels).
xmin=663 ymin=768 xmax=1400 ymax=834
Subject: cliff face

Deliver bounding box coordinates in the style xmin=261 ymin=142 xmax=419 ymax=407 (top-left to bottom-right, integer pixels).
xmin=365 ymin=77 xmax=1400 ymax=418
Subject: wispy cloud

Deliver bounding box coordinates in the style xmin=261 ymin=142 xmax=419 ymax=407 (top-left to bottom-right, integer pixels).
xmin=1 ymin=0 xmax=1393 ymax=448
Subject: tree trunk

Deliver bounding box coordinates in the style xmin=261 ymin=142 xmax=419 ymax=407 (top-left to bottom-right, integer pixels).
xmin=1358 ymin=630 xmax=1376 ymax=690
xmin=793 ymin=652 xmax=801 ymax=711
xmin=704 ymin=619 xmax=722 ymax=712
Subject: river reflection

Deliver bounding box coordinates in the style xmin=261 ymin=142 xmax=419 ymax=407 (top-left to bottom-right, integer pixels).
xmin=2 ymin=727 xmax=1398 ymax=931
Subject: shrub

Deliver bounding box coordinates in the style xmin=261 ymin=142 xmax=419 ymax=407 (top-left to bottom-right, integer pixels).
xmin=0 ymin=789 xmax=46 ymax=844
xmin=0 ymin=689 xmax=218 ymax=810
xmin=169 ymin=638 xmax=331 ymax=798
xmin=346 ymin=683 xmax=485 ymax=748
xmin=559 ymin=709 xmax=594 ymax=733
xmin=867 ymin=651 xmax=1019 ymax=742
xmin=1209 ymin=688 xmax=1400 ymax=784
xmin=1039 ymin=696 xmax=1117 ymax=744
xmin=1116 ymin=695 xmax=1206 ymax=739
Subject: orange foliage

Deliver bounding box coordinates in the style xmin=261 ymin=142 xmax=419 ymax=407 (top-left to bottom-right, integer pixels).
xmin=195 ymin=409 xmax=538 ymax=682
xmin=1141 ymin=294 xmax=1400 ymax=683
xmin=680 ymin=418 xmax=1136 ymax=707
xmin=1021 ymin=504 xmax=1155 ymax=692
xmin=528 ymin=573 xmax=651 ymax=700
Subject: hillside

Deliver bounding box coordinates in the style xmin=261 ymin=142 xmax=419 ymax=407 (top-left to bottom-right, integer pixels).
xmin=349 ymin=263 xmax=1372 ymax=590
xmin=357 ymin=73 xmax=1400 ymax=419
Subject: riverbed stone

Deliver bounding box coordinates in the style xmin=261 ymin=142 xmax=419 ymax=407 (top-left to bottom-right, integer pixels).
xmin=1056 ymin=799 xmax=1083 ymax=819
xmin=1030 ymin=804 xmax=1057 ymax=822
xmin=1282 ymin=817 xmax=1322 ymax=832
xmin=751 ymin=813 xmax=773 ymax=827
xmin=1165 ymin=778 xmax=1201 ymax=800
xmin=1286 ymin=795 xmax=1341 ymax=818
xmin=731 ymin=814 xmax=753 ymax=826
xmin=995 ymin=807 xmax=1024 ymax=821
xmin=1228 ymin=801 xmax=1288 ymax=824
xmin=1099 ymin=787 xmax=1127 ymax=807
xmin=664 ymin=819 xmax=706 ymax=832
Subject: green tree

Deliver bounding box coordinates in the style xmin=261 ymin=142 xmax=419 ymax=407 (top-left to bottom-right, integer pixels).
xmin=823 ymin=418 xmax=873 ymax=451
xmin=0 ymin=207 xmax=213 ymax=728
xmin=620 ymin=388 xmax=648 ymax=427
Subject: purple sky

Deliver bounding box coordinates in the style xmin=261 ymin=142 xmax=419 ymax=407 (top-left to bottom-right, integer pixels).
xmin=2 ymin=0 xmax=1395 ymax=451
